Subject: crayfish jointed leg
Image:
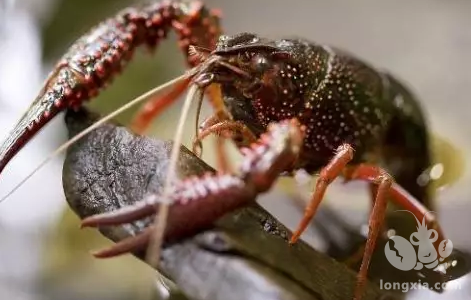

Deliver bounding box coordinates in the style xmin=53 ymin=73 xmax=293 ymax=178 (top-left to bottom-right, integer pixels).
xmin=288 ymin=144 xmax=445 ymax=300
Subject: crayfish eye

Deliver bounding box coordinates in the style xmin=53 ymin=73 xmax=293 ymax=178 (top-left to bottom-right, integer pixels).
xmin=252 ymin=54 xmax=270 ymax=73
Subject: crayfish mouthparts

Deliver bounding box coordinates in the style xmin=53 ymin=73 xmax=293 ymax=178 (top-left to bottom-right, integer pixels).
xmin=187 ymin=51 xmax=254 ymax=88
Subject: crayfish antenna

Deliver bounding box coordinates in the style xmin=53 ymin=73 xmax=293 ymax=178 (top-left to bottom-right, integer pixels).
xmin=145 ymin=83 xmax=203 ymax=268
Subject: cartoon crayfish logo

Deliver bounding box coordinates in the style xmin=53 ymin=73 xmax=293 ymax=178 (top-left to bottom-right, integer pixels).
xmin=384 ymin=210 xmax=453 ymax=273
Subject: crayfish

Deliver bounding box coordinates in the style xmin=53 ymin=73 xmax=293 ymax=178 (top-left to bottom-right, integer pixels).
xmin=0 ymin=1 xmax=450 ymax=299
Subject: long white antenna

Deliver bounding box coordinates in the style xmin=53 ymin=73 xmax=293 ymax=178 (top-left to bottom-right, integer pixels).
xmin=145 ymin=84 xmax=201 ymax=268
xmin=0 ymin=73 xmax=189 ymax=204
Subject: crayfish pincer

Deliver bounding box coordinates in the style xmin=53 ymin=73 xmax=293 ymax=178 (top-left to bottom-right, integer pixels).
xmin=0 ymin=0 xmax=222 ymax=175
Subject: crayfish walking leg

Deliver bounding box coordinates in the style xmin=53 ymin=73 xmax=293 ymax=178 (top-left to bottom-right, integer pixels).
xmin=288 ymin=144 xmax=446 ymax=300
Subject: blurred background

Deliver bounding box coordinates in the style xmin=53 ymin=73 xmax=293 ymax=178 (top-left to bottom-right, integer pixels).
xmin=0 ymin=0 xmax=470 ymax=299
